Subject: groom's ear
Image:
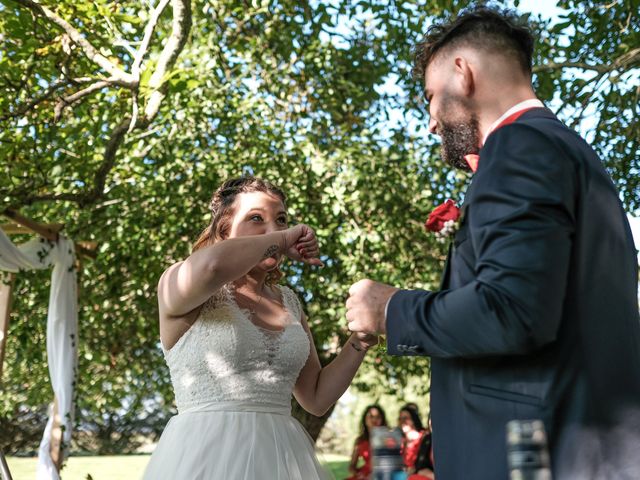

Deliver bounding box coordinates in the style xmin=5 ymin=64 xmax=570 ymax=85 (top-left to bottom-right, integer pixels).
xmin=453 ymin=55 xmax=475 ymax=98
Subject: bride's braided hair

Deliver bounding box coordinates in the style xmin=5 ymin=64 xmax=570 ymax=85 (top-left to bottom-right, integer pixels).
xmin=192 ymin=176 xmax=287 ymax=284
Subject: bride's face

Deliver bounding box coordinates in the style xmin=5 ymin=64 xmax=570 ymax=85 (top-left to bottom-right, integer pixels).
xmin=228 ymin=191 xmax=288 ymax=271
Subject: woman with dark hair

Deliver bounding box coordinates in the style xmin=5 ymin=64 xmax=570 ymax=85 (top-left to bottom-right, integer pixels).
xmin=409 ymin=414 xmax=435 ymax=480
xmin=143 ymin=176 xmax=378 ymax=479
xmin=399 ymin=404 xmax=426 ymax=472
xmin=346 ymin=405 xmax=387 ymax=480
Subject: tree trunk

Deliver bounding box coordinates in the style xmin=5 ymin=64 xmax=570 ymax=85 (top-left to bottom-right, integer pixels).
xmin=291 ymin=399 xmax=335 ymax=443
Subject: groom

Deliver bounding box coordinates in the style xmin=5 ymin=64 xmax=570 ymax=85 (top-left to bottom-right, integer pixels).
xmin=346 ymin=5 xmax=640 ymax=479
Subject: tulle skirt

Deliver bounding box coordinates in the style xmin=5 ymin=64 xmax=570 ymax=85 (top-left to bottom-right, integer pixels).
xmin=142 ymin=401 xmax=331 ymax=479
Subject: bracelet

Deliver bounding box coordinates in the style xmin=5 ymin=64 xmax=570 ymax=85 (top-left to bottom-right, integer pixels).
xmin=350 ymin=341 xmax=367 ymax=352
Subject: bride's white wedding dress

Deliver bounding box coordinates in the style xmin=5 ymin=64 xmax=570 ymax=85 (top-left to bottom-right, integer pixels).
xmin=143 ymin=285 xmax=331 ymax=479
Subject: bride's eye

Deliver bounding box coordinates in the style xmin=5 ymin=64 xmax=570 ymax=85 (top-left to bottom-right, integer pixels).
xmin=249 ymin=214 xmax=263 ymax=222
xmin=277 ymin=216 xmax=287 ymax=225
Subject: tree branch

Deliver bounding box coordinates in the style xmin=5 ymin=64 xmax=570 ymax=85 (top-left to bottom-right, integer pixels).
xmin=53 ymin=80 xmax=112 ymax=122
xmin=89 ymin=118 xmax=131 ymax=205
xmin=143 ymin=0 xmax=192 ymax=121
xmin=568 ymin=72 xmax=609 ymax=129
xmin=11 ymin=0 xmax=136 ymax=86
xmin=534 ymin=49 xmax=640 ymax=75
xmin=0 ymin=75 xmax=125 ymax=123
xmin=611 ymin=47 xmax=640 ymax=70
xmin=11 ymin=0 xmax=192 ymax=209
xmin=132 ymin=0 xmax=172 ymax=77
xmin=533 ymin=61 xmax=610 ymax=74
xmin=18 ymin=117 xmax=130 ymax=207
xmin=0 ymin=79 xmax=68 ymax=122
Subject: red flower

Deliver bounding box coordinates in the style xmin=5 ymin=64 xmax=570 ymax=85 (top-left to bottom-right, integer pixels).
xmin=425 ymin=199 xmax=460 ymax=233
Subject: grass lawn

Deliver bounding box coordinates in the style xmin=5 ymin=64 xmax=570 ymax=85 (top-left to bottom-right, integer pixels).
xmin=5 ymin=453 xmax=349 ymax=479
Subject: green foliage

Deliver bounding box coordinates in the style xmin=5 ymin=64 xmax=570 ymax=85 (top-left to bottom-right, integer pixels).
xmin=0 ymin=0 xmax=638 ymax=453
xmin=532 ymin=0 xmax=640 ymax=210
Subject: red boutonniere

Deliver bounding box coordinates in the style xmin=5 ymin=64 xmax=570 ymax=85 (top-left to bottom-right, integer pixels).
xmin=425 ymin=199 xmax=461 ymax=242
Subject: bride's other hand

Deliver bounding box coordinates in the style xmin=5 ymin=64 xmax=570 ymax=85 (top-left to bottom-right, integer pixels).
xmin=351 ymin=332 xmax=379 ymax=351
xmin=282 ymin=224 xmax=324 ymax=267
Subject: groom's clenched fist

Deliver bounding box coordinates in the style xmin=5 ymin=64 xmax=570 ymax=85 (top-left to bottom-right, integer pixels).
xmin=346 ymin=279 xmax=399 ymax=336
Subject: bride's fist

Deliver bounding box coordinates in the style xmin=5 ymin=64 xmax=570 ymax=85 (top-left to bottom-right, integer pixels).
xmin=281 ymin=224 xmax=324 ymax=267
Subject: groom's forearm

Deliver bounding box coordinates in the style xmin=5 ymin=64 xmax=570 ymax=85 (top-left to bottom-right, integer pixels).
xmin=386 ymin=281 xmax=562 ymax=358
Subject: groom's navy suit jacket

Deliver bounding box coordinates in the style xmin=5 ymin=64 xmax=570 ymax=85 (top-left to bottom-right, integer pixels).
xmin=387 ymin=108 xmax=640 ymax=479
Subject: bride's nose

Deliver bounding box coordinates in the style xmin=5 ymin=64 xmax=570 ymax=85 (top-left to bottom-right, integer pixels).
xmin=264 ymin=221 xmax=281 ymax=234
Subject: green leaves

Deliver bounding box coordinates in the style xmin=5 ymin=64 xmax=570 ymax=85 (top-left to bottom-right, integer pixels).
xmin=533 ymin=1 xmax=640 ymax=208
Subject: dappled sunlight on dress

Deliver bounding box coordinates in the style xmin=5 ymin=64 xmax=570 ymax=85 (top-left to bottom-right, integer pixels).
xmin=142 ymin=285 xmax=331 ymax=479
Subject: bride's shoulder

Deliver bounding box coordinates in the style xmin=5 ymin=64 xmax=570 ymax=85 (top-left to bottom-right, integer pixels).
xmin=157 ymin=261 xmax=182 ymax=291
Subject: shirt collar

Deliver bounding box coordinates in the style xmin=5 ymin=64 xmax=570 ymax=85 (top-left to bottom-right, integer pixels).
xmin=481 ymin=98 xmax=544 ymax=146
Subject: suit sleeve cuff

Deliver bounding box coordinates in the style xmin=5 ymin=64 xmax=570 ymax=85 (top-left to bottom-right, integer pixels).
xmin=385 ymin=289 xmax=433 ymax=356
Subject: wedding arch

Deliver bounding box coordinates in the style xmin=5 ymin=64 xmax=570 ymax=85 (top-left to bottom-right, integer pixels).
xmin=0 ymin=209 xmax=96 ymax=480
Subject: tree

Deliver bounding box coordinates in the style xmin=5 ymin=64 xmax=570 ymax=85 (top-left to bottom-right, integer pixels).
xmin=0 ymin=0 xmax=638 ymax=453
xmin=531 ymin=0 xmax=640 ymax=211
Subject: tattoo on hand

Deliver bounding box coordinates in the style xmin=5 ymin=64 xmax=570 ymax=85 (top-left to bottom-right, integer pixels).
xmin=263 ymin=245 xmax=279 ymax=259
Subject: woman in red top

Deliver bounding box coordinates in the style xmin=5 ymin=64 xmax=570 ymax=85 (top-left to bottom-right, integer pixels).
xmin=399 ymin=404 xmax=426 ymax=472
xmin=408 ymin=414 xmax=435 ymax=480
xmin=346 ymin=405 xmax=387 ymax=480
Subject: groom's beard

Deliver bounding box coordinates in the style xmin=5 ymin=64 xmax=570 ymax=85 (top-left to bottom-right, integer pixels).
xmin=439 ymin=114 xmax=480 ymax=172
xmin=437 ymin=95 xmax=480 ymax=171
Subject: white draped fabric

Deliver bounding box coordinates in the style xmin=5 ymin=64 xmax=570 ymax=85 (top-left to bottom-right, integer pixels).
xmin=0 ymin=229 xmax=78 ymax=480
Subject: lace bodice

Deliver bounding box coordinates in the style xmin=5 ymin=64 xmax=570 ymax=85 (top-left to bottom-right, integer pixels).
xmin=163 ymin=285 xmax=311 ymax=413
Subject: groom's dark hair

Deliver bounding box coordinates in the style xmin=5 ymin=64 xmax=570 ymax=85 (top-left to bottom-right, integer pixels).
xmin=413 ymin=4 xmax=535 ymax=81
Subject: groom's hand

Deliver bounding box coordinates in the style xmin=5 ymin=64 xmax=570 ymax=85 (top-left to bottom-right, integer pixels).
xmin=346 ymin=279 xmax=398 ymax=335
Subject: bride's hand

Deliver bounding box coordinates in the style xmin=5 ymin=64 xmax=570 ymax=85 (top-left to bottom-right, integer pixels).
xmin=351 ymin=332 xmax=379 ymax=351
xmin=281 ymin=224 xmax=324 ymax=267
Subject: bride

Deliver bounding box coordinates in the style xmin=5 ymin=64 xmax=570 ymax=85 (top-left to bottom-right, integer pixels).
xmin=143 ymin=176 xmax=377 ymax=479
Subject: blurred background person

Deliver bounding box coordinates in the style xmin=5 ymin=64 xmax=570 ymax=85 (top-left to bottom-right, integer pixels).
xmin=398 ymin=404 xmax=426 ymax=473
xmin=346 ymin=404 xmax=387 ymax=480
xmin=409 ymin=414 xmax=435 ymax=480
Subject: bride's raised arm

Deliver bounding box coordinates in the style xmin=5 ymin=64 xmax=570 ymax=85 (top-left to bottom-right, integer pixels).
xmin=159 ymin=222 xmax=323 ymax=319
xmin=158 ymin=232 xmax=287 ymax=319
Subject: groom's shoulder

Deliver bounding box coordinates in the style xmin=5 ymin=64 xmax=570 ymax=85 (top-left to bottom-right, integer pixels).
xmin=518 ymin=108 xmax=604 ymax=168
xmin=505 ymin=108 xmax=573 ymax=142
xmin=483 ymin=114 xmax=567 ymax=160
xmin=482 ymin=110 xmax=607 ymax=190
xmin=517 ymin=108 xmax=588 ymax=147
xmin=486 ymin=108 xmax=593 ymax=163
xmin=478 ymin=115 xmax=584 ymax=188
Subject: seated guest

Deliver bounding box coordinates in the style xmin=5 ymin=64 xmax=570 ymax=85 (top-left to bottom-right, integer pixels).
xmin=398 ymin=404 xmax=426 ymax=472
xmin=346 ymin=404 xmax=387 ymax=480
xmin=409 ymin=415 xmax=435 ymax=480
